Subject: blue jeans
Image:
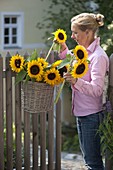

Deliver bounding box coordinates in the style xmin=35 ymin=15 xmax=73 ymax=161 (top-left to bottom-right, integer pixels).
xmin=76 ymin=112 xmax=104 ymax=170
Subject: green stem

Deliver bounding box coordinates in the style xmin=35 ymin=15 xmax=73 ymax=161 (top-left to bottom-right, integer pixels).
xmin=54 ymin=80 xmax=65 ymax=104
xmin=45 ymin=41 xmax=55 ymax=61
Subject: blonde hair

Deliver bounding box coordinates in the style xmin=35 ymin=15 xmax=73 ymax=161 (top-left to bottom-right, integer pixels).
xmin=71 ymin=13 xmax=104 ymax=33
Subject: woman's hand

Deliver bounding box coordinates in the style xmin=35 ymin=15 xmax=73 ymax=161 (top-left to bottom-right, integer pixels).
xmin=53 ymin=39 xmax=67 ymax=53
xmin=60 ymin=43 xmax=68 ymax=52
xmin=63 ymin=72 xmax=77 ymax=85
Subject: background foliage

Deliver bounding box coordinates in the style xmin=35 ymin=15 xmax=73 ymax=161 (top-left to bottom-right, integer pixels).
xmin=37 ymin=0 xmax=113 ymax=56
xmin=98 ymin=113 xmax=113 ymax=159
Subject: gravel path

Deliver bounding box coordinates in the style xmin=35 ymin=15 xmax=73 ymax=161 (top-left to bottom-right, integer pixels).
xmin=61 ymin=152 xmax=87 ymax=170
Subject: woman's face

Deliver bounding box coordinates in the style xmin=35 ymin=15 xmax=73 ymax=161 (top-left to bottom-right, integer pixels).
xmin=71 ymin=23 xmax=89 ymax=48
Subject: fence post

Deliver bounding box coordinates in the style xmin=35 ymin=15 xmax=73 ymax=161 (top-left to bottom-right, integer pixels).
xmin=0 ymin=56 xmax=4 ymax=170
xmin=55 ymin=97 xmax=61 ymax=170
xmin=105 ymin=54 xmax=113 ymax=170
xmin=109 ymin=54 xmax=113 ymax=108
xmin=5 ymin=53 xmax=13 ymax=170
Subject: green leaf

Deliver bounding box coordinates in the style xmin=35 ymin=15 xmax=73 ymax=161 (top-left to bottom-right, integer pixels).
xmin=53 ymin=43 xmax=61 ymax=53
xmin=27 ymin=49 xmax=38 ymax=61
xmin=15 ymin=69 xmax=27 ymax=84
xmin=57 ymin=58 xmax=71 ymax=70
xmin=24 ymin=74 xmax=30 ymax=83
xmin=66 ymin=53 xmax=73 ymax=60
xmin=87 ymin=59 xmax=90 ymax=64
xmin=57 ymin=53 xmax=74 ymax=70
xmin=31 ymin=78 xmax=36 ymax=82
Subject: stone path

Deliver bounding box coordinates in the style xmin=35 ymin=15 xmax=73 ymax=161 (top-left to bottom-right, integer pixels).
xmin=61 ymin=152 xmax=87 ymax=170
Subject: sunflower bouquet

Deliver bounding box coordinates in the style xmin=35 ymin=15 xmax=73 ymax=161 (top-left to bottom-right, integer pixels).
xmin=57 ymin=45 xmax=89 ymax=79
xmin=53 ymin=41 xmax=89 ymax=103
xmin=49 ymin=29 xmax=89 ymax=79
xmin=9 ymin=53 xmax=71 ymax=87
xmin=9 ymin=29 xmax=69 ymax=86
xmin=9 ymin=28 xmax=89 ymax=105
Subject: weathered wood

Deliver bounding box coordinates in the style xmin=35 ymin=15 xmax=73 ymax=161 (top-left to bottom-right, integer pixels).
xmin=0 ymin=57 xmax=4 ymax=170
xmin=48 ymin=109 xmax=54 ymax=170
xmin=105 ymin=149 xmax=113 ymax=170
xmin=6 ymin=55 xmax=13 ymax=170
xmin=32 ymin=114 xmax=39 ymax=170
xmin=24 ymin=111 xmax=30 ymax=170
xmin=15 ymin=82 xmax=22 ymax=169
xmin=55 ymin=98 xmax=61 ymax=170
xmin=40 ymin=112 xmax=46 ymax=170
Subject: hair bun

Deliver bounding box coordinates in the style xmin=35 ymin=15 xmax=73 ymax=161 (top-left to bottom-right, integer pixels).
xmin=95 ymin=14 xmax=104 ymax=26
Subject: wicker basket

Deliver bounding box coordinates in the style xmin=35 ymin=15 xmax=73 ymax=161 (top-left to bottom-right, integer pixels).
xmin=21 ymin=81 xmax=54 ymax=113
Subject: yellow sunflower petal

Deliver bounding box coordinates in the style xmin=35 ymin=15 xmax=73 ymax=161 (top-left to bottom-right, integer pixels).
xmin=36 ymin=75 xmax=43 ymax=82
xmin=27 ymin=60 xmax=43 ymax=79
xmin=73 ymin=45 xmax=88 ymax=62
xmin=37 ymin=58 xmax=49 ymax=68
xmin=10 ymin=54 xmax=25 ymax=73
xmin=52 ymin=60 xmax=62 ymax=68
xmin=71 ymin=61 xmax=88 ymax=78
xmin=57 ymin=77 xmax=64 ymax=84
xmin=44 ymin=68 xmax=61 ymax=86
xmin=53 ymin=29 xmax=67 ymax=44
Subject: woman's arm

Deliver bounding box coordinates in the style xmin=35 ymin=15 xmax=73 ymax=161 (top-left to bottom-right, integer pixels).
xmin=72 ymin=55 xmax=108 ymax=97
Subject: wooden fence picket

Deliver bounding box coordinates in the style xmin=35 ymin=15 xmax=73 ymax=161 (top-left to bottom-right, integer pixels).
xmin=6 ymin=55 xmax=13 ymax=170
xmin=15 ymin=82 xmax=22 ymax=169
xmin=0 ymin=56 xmax=4 ymax=170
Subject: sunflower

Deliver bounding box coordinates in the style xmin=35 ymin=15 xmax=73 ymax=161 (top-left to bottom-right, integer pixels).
xmin=71 ymin=61 xmax=88 ymax=78
xmin=10 ymin=54 xmax=25 ymax=73
xmin=51 ymin=60 xmax=62 ymax=68
xmin=27 ymin=60 xmax=43 ymax=79
xmin=52 ymin=29 xmax=67 ymax=44
xmin=37 ymin=58 xmax=48 ymax=68
xmin=44 ymin=68 xmax=61 ymax=86
xmin=58 ymin=64 xmax=70 ymax=78
xmin=57 ymin=64 xmax=70 ymax=83
xmin=36 ymin=75 xmax=43 ymax=82
xmin=73 ymin=45 xmax=88 ymax=62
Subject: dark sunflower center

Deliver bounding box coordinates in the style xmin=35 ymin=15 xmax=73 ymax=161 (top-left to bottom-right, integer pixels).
xmin=59 ymin=66 xmax=67 ymax=77
xmin=58 ymin=33 xmax=64 ymax=40
xmin=48 ymin=73 xmax=56 ymax=80
xmin=30 ymin=65 xmax=40 ymax=75
xmin=15 ymin=59 xmax=21 ymax=68
xmin=76 ymin=63 xmax=85 ymax=74
xmin=77 ymin=50 xmax=84 ymax=59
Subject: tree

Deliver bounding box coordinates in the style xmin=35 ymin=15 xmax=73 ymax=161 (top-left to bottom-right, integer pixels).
xmin=37 ymin=0 xmax=113 ymax=56
xmin=37 ymin=0 xmax=90 ymax=49
xmin=95 ymin=0 xmax=113 ymax=56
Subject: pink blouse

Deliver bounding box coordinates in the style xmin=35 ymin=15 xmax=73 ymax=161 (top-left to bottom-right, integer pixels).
xmin=59 ymin=37 xmax=109 ymax=116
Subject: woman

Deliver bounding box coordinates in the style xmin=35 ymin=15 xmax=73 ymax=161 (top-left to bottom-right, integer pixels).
xmin=59 ymin=13 xmax=109 ymax=170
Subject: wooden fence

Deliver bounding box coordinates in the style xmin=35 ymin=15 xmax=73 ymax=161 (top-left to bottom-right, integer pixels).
xmin=1 ymin=52 xmax=113 ymax=170
xmin=0 ymin=53 xmax=62 ymax=170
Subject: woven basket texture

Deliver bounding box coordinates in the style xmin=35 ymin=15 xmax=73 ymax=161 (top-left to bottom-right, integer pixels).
xmin=21 ymin=81 xmax=54 ymax=113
